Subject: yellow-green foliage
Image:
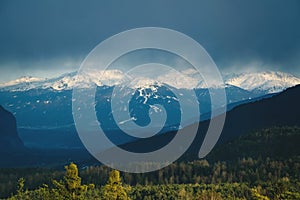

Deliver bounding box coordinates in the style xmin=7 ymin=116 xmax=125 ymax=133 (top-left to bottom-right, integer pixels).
xmin=6 ymin=161 xmax=300 ymax=200
xmin=101 ymin=170 xmax=131 ymax=200
xmin=251 ymin=187 xmax=270 ymax=200
xmin=194 ymin=190 xmax=223 ymax=200
xmin=52 ymin=162 xmax=94 ymax=200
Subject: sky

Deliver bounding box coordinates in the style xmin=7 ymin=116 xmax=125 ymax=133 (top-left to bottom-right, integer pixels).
xmin=0 ymin=0 xmax=300 ymax=82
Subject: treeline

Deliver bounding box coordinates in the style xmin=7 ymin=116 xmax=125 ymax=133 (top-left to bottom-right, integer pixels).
xmin=1 ymin=126 xmax=300 ymax=199
xmin=5 ymin=162 xmax=300 ymax=200
xmin=7 ymin=163 xmax=131 ymax=200
xmin=78 ymin=156 xmax=300 ymax=186
xmin=1 ymin=156 xmax=299 ymax=198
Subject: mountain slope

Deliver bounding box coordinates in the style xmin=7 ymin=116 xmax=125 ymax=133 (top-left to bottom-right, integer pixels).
xmin=114 ymin=84 xmax=300 ymax=158
xmin=188 ymin=84 xmax=300 ymax=158
xmin=207 ymin=126 xmax=300 ymax=161
xmin=0 ymin=105 xmax=24 ymax=153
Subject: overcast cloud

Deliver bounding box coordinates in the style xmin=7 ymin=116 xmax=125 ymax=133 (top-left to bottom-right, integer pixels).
xmin=0 ymin=0 xmax=299 ymax=81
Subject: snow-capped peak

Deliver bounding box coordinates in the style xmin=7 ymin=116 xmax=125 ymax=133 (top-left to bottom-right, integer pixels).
xmin=225 ymin=71 xmax=300 ymax=93
xmin=1 ymin=70 xmax=299 ymax=93
xmin=0 ymin=76 xmax=45 ymax=87
xmin=0 ymin=69 xmax=200 ymax=91
xmin=0 ymin=70 xmax=126 ymax=91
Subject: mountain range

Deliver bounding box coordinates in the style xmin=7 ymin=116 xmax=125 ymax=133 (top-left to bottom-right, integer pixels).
xmin=0 ymin=72 xmax=299 ymax=167
xmin=0 ymin=71 xmax=299 ymax=92
xmin=0 ymin=71 xmax=299 ymax=149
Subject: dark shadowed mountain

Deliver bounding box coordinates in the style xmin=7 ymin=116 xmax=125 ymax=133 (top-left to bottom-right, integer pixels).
xmin=215 ymin=84 xmax=300 ymax=142
xmin=207 ymin=126 xmax=300 ymax=162
xmin=0 ymin=105 xmax=24 ymax=153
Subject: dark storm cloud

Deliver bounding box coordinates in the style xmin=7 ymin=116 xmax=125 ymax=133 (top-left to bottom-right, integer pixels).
xmin=0 ymin=0 xmax=300 ymax=77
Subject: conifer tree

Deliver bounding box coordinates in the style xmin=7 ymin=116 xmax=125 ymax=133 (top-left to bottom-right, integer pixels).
xmin=101 ymin=170 xmax=131 ymax=200
xmin=52 ymin=162 xmax=94 ymax=200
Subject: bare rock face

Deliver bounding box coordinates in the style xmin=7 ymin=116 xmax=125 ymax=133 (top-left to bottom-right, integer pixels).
xmin=0 ymin=105 xmax=24 ymax=152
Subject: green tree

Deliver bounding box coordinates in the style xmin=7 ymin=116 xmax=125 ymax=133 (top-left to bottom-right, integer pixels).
xmin=101 ymin=170 xmax=130 ymax=200
xmin=8 ymin=178 xmax=30 ymax=200
xmin=52 ymin=162 xmax=94 ymax=200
